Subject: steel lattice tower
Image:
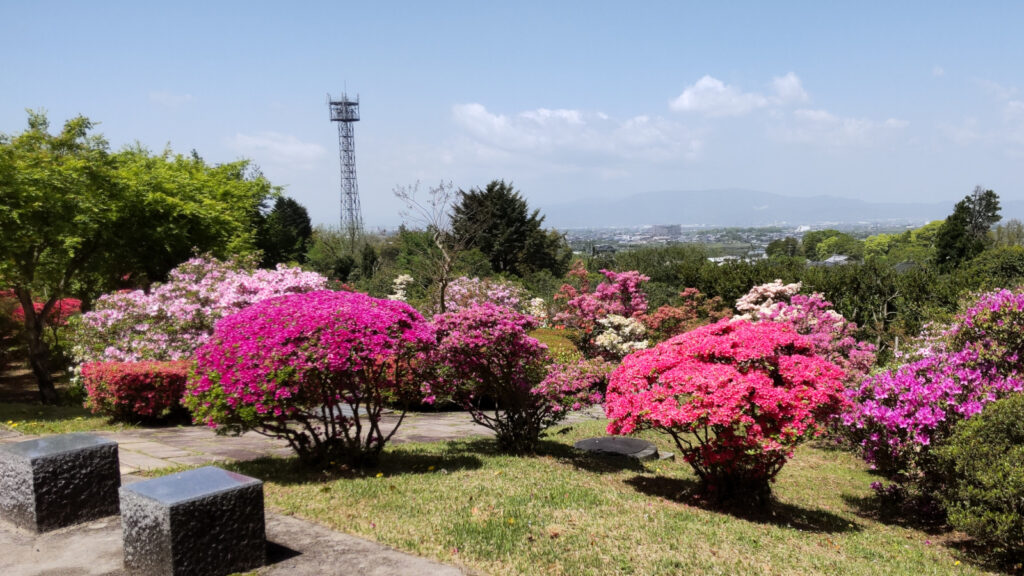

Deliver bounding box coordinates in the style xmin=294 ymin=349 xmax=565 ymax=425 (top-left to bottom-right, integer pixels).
xmin=328 ymin=92 xmax=362 ymax=246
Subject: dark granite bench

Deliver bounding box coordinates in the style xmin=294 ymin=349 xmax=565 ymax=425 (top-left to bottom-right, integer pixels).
xmin=0 ymin=433 xmax=120 ymax=532
xmin=120 ymin=466 xmax=265 ymax=576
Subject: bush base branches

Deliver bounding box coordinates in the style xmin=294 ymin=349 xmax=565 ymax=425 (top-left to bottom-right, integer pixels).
xmin=187 ymin=290 xmax=434 ymax=467
xmin=606 ymin=319 xmax=846 ymax=504
xmin=433 ymin=303 xmax=609 ymax=453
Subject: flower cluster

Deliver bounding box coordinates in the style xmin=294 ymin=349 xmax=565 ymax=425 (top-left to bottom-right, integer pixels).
xmin=843 ymin=351 xmax=1023 ymax=477
xmin=532 ymin=357 xmax=613 ymax=414
xmin=734 ymin=279 xmax=802 ymax=320
xmin=641 ymin=288 xmax=732 ymax=343
xmin=553 ymin=266 xmax=650 ymax=357
xmin=432 ymin=303 xmax=605 ymax=452
xmin=186 ymin=290 xmax=434 ymax=466
xmin=593 ymin=314 xmax=649 ymax=360
xmin=527 ymin=297 xmax=548 ymax=324
xmin=81 ymin=361 xmax=191 ymax=420
xmin=72 ymin=257 xmax=327 ymax=363
xmin=843 ymin=288 xmax=1024 ymax=486
xmin=442 ymin=276 xmax=527 ymax=313
xmin=756 ymin=291 xmax=876 ymax=387
xmin=387 ymin=274 xmax=415 ymax=302
xmin=606 ymin=318 xmax=846 ymax=501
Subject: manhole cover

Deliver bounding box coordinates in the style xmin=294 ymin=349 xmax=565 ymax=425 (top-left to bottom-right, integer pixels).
xmin=573 ymin=437 xmax=658 ymax=461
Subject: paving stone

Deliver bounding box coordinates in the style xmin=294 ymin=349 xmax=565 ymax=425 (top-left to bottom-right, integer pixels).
xmin=573 ymin=436 xmax=660 ymax=461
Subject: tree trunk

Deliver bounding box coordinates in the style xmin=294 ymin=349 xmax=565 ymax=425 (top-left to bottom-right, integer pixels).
xmin=15 ymin=289 xmax=59 ymax=404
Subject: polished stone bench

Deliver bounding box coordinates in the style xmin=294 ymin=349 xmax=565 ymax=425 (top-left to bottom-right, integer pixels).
xmin=0 ymin=433 xmax=121 ymax=532
xmin=120 ymin=466 xmax=265 ymax=576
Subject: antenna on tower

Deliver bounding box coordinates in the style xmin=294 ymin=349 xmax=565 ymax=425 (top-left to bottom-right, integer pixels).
xmin=327 ymin=91 xmax=362 ymax=248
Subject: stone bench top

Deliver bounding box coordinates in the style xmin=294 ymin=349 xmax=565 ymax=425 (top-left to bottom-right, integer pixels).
xmin=122 ymin=466 xmax=261 ymax=506
xmin=0 ymin=433 xmax=117 ymax=461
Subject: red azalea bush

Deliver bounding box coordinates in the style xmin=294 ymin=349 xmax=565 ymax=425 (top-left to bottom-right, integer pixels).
xmin=81 ymin=361 xmax=191 ymax=420
xmin=641 ymin=287 xmax=732 ymax=343
xmin=11 ymin=297 xmax=82 ymax=327
xmin=186 ymin=290 xmax=434 ymax=466
xmin=606 ymin=318 xmax=846 ymax=503
xmin=432 ymin=302 xmax=611 ymax=453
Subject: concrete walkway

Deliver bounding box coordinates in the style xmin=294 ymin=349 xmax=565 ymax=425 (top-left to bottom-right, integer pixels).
xmin=0 ymin=407 xmax=605 ymax=575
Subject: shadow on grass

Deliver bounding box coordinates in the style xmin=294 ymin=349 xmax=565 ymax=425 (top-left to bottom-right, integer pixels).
xmin=840 ymin=492 xmax=947 ymax=534
xmin=626 ymin=475 xmax=861 ymax=535
xmin=226 ymin=446 xmax=485 ymax=486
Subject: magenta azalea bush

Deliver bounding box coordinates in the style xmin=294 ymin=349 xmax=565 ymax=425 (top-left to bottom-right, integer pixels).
xmin=432 ymin=302 xmax=610 ymax=453
xmin=843 ymin=289 xmax=1024 ymax=491
xmin=186 ymin=290 xmax=434 ymax=466
xmin=71 ymin=256 xmax=326 ymax=363
xmin=606 ymin=318 xmax=846 ymax=502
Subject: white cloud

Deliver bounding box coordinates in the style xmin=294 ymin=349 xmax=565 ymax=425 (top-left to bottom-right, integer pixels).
xmin=771 ymin=72 xmax=809 ymax=104
xmin=226 ymin=132 xmax=327 ymax=170
xmin=451 ymin=103 xmax=702 ymax=169
xmin=779 ymin=108 xmax=909 ymax=147
xmin=149 ymin=91 xmax=194 ymax=108
xmin=669 ymin=75 xmax=768 ymax=117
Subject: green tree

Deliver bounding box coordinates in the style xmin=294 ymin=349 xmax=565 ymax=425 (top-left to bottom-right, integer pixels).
xmin=936 ymin=187 xmax=1001 ymax=269
xmin=256 ymin=196 xmax=313 ymax=267
xmin=766 ymin=237 xmax=801 ymax=258
xmin=991 ymin=218 xmax=1024 ymax=248
xmin=304 ymin=225 xmax=356 ymax=281
xmin=801 ymin=229 xmax=841 ymax=261
xmin=451 ymin=180 xmax=570 ymax=277
xmin=0 ymin=112 xmax=272 ymax=402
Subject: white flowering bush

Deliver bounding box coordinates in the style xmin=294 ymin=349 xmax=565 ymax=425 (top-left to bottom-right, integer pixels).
xmin=387 ymin=274 xmax=415 ymax=302
xmin=594 ymin=314 xmax=649 ymax=360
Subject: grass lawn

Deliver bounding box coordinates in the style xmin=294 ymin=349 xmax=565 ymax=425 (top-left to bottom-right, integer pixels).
xmin=217 ymin=419 xmax=1002 ymax=576
xmin=0 ymin=402 xmax=132 ymax=435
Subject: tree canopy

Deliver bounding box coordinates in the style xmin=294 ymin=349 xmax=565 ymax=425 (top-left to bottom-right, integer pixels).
xmin=451 ymin=180 xmax=570 ymax=277
xmin=0 ymin=111 xmax=274 ymax=401
xmin=935 ymin=186 xmax=1001 ymax=269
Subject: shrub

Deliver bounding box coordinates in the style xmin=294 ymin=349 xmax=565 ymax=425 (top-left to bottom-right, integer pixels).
xmin=552 ymin=266 xmax=650 ymax=357
xmin=606 ymin=318 xmax=846 ymax=503
xmin=81 ymin=361 xmax=191 ymax=420
xmin=936 ymin=392 xmax=1024 ymax=558
xmin=10 ymin=297 xmax=82 ymax=327
xmin=842 ymin=289 xmax=1024 ymax=495
xmin=640 ymin=287 xmax=732 ymax=343
xmin=72 ymin=256 xmax=327 ymax=363
xmin=186 ymin=290 xmax=433 ymax=466
xmin=432 ymin=303 xmax=609 ymax=453
xmin=443 ymin=276 xmax=527 ymax=313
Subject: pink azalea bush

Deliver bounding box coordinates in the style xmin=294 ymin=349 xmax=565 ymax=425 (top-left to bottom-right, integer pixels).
xmin=442 ymin=276 xmax=528 ymax=313
xmin=606 ymin=318 xmax=846 ymax=502
xmin=186 ymin=290 xmax=434 ymax=466
xmin=842 ymin=289 xmax=1024 ymax=493
xmin=736 ymin=281 xmax=876 ymax=387
xmin=71 ymin=256 xmax=327 ymax=363
xmin=640 ymin=287 xmax=732 ymax=343
xmin=81 ymin=361 xmax=191 ymax=420
xmin=553 ymin=264 xmax=650 ymax=358
xmin=432 ymin=302 xmax=611 ymax=453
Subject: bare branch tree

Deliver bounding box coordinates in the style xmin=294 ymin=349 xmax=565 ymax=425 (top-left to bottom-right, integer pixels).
xmin=393 ymin=181 xmax=475 ymax=313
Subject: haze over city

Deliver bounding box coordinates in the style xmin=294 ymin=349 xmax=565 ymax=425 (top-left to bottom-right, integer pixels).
xmin=3 ymin=1 xmax=1023 ymax=227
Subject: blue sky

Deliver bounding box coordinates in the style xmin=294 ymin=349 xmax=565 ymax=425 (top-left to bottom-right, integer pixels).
xmin=3 ymin=1 xmax=1024 ymax=227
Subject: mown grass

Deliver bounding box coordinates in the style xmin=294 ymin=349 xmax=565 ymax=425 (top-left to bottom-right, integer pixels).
xmin=215 ymin=420 xmax=1000 ymax=576
xmin=530 ymin=327 xmax=581 ymax=361
xmin=0 ymin=402 xmax=131 ymax=435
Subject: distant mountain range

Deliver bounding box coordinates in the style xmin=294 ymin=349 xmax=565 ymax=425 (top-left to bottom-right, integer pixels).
xmin=539 ymin=189 xmax=1024 ymax=229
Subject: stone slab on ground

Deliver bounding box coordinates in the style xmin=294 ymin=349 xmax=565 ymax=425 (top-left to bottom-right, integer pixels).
xmin=120 ymin=466 xmax=265 ymax=576
xmin=0 ymin=433 xmax=121 ymax=532
xmin=573 ymin=436 xmax=660 ymax=461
